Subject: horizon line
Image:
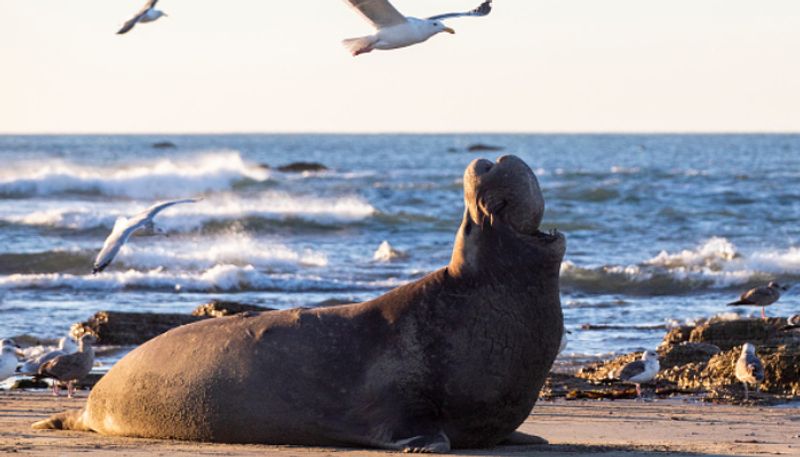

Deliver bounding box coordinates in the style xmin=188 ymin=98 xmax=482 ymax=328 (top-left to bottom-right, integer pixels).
xmin=1 ymin=131 xmax=799 ymax=136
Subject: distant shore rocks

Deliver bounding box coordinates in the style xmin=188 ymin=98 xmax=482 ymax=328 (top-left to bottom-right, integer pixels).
xmin=151 ymin=141 xmax=177 ymax=149
xmin=256 ymin=162 xmax=329 ymax=173
xmin=447 ymin=143 xmax=506 ymax=153
xmin=277 ymin=162 xmax=328 ymax=173
xmin=467 ymin=143 xmax=504 ymax=152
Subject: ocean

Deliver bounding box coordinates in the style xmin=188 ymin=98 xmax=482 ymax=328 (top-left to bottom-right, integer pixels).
xmin=1 ymin=134 xmax=799 ymax=369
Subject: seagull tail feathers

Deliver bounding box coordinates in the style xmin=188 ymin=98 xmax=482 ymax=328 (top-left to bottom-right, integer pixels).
xmin=32 ymin=409 xmax=89 ymax=431
xmin=727 ymin=300 xmax=747 ymax=306
xmin=342 ymin=36 xmax=377 ymax=56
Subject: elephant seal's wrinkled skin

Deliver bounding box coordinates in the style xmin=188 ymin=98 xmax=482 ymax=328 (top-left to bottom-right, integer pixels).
xmin=34 ymin=155 xmax=566 ymax=453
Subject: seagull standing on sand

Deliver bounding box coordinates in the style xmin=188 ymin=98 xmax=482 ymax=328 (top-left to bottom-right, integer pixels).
xmin=117 ymin=0 xmax=168 ymax=35
xmin=37 ymin=335 xmax=96 ymax=398
xmin=342 ymin=0 xmax=492 ymax=56
xmin=0 ymin=339 xmax=21 ymax=382
xmin=93 ymin=198 xmax=200 ymax=274
xmin=615 ymin=350 xmax=660 ymax=400
xmin=17 ymin=337 xmax=77 ymax=376
xmin=734 ymin=342 xmax=764 ymax=401
xmin=727 ymin=281 xmax=789 ymax=320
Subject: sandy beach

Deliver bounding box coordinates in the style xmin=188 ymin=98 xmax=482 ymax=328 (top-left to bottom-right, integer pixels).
xmin=1 ymin=391 xmax=797 ymax=456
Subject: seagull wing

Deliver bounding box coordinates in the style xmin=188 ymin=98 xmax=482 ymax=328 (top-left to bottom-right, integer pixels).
xmin=38 ymin=351 xmax=92 ymax=382
xmin=743 ymin=286 xmax=779 ymax=305
xmin=140 ymin=198 xmax=201 ymax=222
xmin=93 ymin=216 xmax=141 ymax=272
xmin=117 ymin=14 xmax=145 ymax=34
xmin=618 ymin=360 xmax=645 ymax=381
xmin=428 ymin=0 xmax=492 ymax=21
xmin=117 ymin=0 xmax=159 ymax=35
xmin=343 ymin=0 xmax=407 ymax=28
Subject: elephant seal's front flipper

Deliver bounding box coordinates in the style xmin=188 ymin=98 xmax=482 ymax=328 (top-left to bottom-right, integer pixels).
xmin=393 ymin=430 xmax=451 ymax=453
xmin=37 ymin=155 xmax=565 ymax=452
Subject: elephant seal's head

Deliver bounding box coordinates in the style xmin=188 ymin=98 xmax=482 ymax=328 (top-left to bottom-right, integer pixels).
xmin=450 ymin=155 xmax=561 ymax=277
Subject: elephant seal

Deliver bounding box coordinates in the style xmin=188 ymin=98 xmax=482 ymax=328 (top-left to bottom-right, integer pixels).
xmin=34 ymin=155 xmax=566 ymax=452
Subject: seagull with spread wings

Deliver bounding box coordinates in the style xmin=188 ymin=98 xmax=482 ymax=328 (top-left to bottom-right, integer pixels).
xmin=342 ymin=0 xmax=492 ymax=56
xmin=117 ymin=0 xmax=168 ymax=35
xmin=92 ymin=198 xmax=199 ymax=274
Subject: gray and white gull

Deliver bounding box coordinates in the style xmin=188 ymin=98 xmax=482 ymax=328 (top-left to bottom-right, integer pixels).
xmin=734 ymin=342 xmax=764 ymax=401
xmin=342 ymin=0 xmax=492 ymax=56
xmin=93 ymin=198 xmax=200 ymax=274
xmin=37 ymin=334 xmax=97 ymax=398
xmin=615 ymin=350 xmax=660 ymax=399
xmin=728 ymin=281 xmax=789 ymax=320
xmin=17 ymin=337 xmax=78 ymax=376
xmin=0 ymin=339 xmax=21 ymax=382
xmin=117 ymin=0 xmax=168 ymax=35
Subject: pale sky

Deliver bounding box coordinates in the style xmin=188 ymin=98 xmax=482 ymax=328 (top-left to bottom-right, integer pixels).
xmin=1 ymin=1 xmax=798 ymax=133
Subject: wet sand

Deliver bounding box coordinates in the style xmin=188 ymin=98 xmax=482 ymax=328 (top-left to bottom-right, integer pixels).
xmin=1 ymin=390 xmax=798 ymax=456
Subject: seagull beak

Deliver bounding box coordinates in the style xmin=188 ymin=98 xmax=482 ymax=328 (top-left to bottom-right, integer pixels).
xmin=443 ymin=27 xmax=455 ymax=34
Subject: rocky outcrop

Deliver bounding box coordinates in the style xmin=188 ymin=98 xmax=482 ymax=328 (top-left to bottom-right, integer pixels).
xmin=151 ymin=141 xmax=177 ymax=149
xmin=70 ymin=311 xmax=203 ymax=345
xmin=686 ymin=318 xmax=783 ymax=351
xmin=191 ymin=300 xmax=275 ymax=318
xmin=467 ymin=143 xmax=504 ymax=152
xmin=277 ymin=162 xmax=328 ymax=173
xmin=554 ymin=316 xmax=800 ymax=404
xmin=659 ymin=342 xmax=721 ymax=369
xmin=71 ymin=300 xmax=275 ymax=345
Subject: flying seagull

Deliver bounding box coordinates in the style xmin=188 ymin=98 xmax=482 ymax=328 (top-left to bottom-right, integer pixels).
xmin=342 ymin=0 xmax=492 ymax=56
xmin=735 ymin=342 xmax=764 ymax=401
xmin=93 ymin=198 xmax=199 ymax=274
xmin=117 ymin=0 xmax=168 ymax=35
xmin=37 ymin=334 xmax=96 ymax=398
xmin=614 ymin=350 xmax=660 ymax=400
xmin=727 ymin=281 xmax=789 ymax=320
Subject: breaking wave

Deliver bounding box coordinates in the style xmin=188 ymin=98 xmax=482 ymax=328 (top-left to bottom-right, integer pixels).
xmin=0 ymin=265 xmax=405 ymax=293
xmin=0 ymin=234 xmax=328 ymax=275
xmin=1 ymin=192 xmax=376 ymax=233
xmin=561 ymin=237 xmax=800 ymax=295
xmin=0 ymin=151 xmax=269 ymax=198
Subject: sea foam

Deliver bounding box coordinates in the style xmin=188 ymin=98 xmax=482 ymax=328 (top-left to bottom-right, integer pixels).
xmin=560 ymin=237 xmax=800 ymax=295
xmin=2 ymin=192 xmax=375 ymax=232
xmin=0 ymin=151 xmax=269 ymax=199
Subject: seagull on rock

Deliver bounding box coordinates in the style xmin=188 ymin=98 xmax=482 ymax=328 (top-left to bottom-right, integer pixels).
xmin=735 ymin=342 xmax=764 ymax=401
xmin=93 ymin=198 xmax=200 ymax=274
xmin=615 ymin=350 xmax=660 ymax=400
xmin=727 ymin=281 xmax=789 ymax=320
xmin=117 ymin=0 xmax=168 ymax=35
xmin=342 ymin=0 xmax=492 ymax=56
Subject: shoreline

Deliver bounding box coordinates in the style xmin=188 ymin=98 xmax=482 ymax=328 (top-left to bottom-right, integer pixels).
xmin=2 ymin=391 xmax=798 ymax=456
